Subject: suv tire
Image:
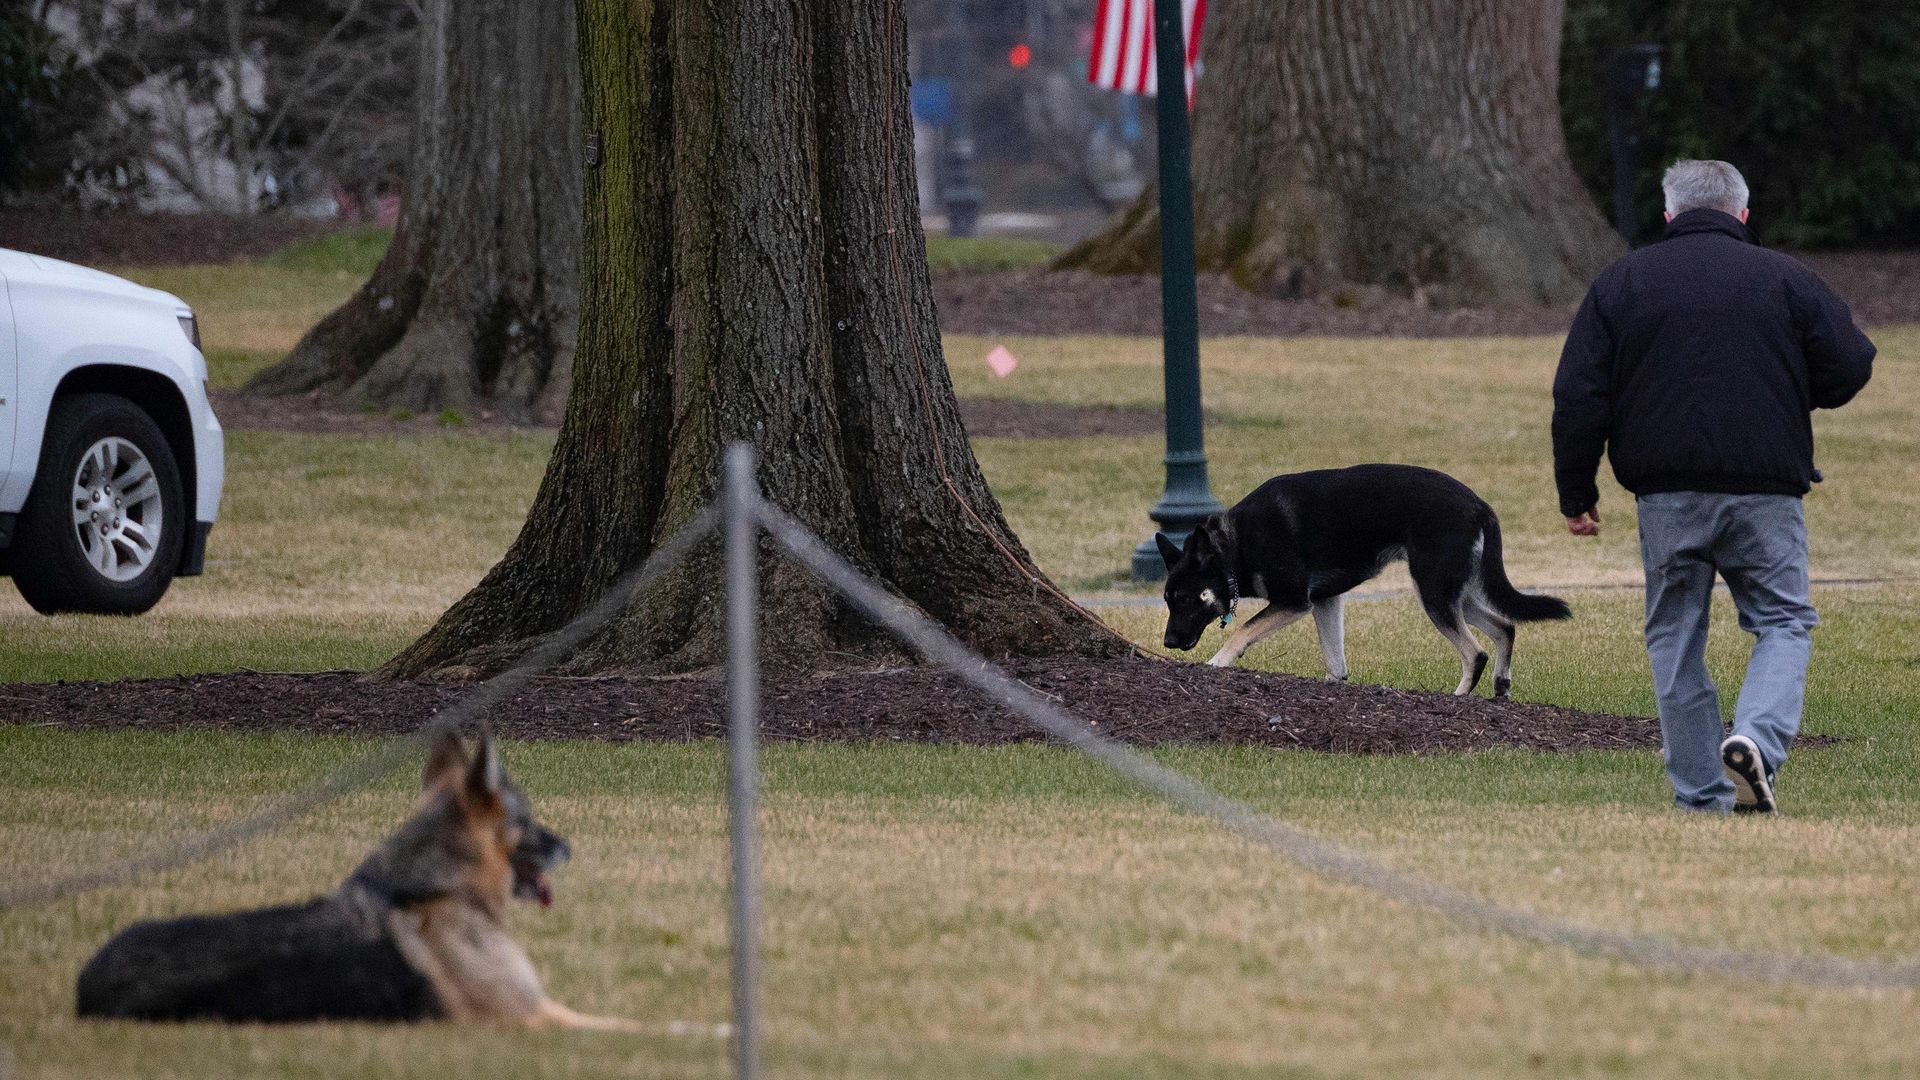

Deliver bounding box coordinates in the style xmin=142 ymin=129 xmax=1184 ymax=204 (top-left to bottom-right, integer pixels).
xmin=11 ymin=393 xmax=186 ymax=614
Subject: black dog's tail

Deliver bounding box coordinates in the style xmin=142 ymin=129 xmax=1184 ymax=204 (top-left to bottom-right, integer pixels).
xmin=1478 ymin=518 xmax=1572 ymax=622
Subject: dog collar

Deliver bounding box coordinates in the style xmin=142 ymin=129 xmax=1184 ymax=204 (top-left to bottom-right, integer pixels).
xmin=1220 ymin=571 xmax=1239 ymax=627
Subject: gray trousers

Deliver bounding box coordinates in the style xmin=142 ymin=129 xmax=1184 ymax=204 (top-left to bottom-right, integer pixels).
xmin=1636 ymin=492 xmax=1818 ymax=811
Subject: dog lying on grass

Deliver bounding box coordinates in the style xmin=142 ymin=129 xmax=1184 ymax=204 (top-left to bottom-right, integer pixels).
xmin=77 ymin=731 xmax=635 ymax=1029
xmin=1157 ymin=464 xmax=1571 ymax=697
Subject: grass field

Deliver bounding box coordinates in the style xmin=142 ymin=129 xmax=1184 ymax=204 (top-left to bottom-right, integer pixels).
xmin=4 ymin=730 xmax=1918 ymax=1079
xmin=1 ymin=257 xmax=1917 ymax=1078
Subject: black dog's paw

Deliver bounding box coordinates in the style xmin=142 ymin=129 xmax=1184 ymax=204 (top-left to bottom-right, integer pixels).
xmin=1492 ymin=675 xmax=1512 ymax=700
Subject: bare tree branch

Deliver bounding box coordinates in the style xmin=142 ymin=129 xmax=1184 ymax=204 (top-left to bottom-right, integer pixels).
xmin=255 ymin=0 xmax=373 ymax=147
xmin=33 ymin=0 xmax=417 ymax=212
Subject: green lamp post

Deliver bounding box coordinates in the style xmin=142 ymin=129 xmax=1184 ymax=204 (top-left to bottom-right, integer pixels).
xmin=1130 ymin=0 xmax=1223 ymax=582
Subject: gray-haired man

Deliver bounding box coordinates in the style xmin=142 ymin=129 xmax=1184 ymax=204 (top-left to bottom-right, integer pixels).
xmin=1552 ymin=160 xmax=1875 ymax=813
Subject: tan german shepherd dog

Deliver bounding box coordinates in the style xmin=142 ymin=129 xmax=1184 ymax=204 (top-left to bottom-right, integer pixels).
xmin=77 ymin=731 xmax=636 ymax=1029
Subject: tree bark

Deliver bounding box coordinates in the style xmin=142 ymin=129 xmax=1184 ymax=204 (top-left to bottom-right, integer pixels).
xmin=386 ymin=0 xmax=1116 ymax=679
xmin=245 ymin=0 xmax=579 ymax=421
xmin=1058 ymin=0 xmax=1623 ymax=307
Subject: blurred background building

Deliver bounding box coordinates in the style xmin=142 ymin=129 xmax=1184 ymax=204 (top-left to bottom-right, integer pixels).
xmin=911 ymin=0 xmax=1150 ymax=242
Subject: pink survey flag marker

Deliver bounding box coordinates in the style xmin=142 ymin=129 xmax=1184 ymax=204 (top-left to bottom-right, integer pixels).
xmin=986 ymin=344 xmax=1019 ymax=378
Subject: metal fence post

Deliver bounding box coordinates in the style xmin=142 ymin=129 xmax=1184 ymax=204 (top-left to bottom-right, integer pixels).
xmin=724 ymin=442 xmax=762 ymax=1080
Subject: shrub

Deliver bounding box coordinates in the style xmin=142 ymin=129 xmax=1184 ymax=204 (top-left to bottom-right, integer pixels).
xmin=1562 ymin=0 xmax=1920 ymax=248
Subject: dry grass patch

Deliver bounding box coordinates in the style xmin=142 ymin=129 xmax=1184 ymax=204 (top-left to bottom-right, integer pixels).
xmin=2 ymin=732 xmax=1916 ymax=1079
xmin=954 ymin=328 xmax=1920 ymax=592
xmin=0 ymin=264 xmax=1912 ymax=685
xmin=0 ymin=264 xmax=1911 ymax=1077
xmin=0 ymin=430 xmax=552 ymax=681
xmin=113 ymin=264 xmax=361 ymax=361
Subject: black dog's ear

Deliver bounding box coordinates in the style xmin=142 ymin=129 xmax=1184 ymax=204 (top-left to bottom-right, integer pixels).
xmin=1154 ymin=532 xmax=1183 ymax=569
xmin=1200 ymin=513 xmax=1230 ymax=552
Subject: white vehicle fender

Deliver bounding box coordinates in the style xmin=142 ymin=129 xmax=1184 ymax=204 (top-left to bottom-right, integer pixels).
xmin=0 ymin=255 xmax=220 ymax=526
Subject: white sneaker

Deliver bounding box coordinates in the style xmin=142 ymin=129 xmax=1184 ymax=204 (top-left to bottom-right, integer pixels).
xmin=1721 ymin=734 xmax=1776 ymax=814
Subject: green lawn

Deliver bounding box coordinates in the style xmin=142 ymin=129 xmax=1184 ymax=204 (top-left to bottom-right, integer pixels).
xmin=1 ymin=260 xmax=1916 ymax=1078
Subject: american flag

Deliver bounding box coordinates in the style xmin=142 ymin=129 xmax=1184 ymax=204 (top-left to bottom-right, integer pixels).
xmin=1087 ymin=0 xmax=1207 ymax=100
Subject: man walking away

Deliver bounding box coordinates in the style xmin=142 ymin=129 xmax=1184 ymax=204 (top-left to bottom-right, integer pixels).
xmin=1552 ymin=159 xmax=1875 ymax=814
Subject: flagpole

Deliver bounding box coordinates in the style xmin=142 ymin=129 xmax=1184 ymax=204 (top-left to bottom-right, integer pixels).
xmin=1130 ymin=0 xmax=1222 ymax=581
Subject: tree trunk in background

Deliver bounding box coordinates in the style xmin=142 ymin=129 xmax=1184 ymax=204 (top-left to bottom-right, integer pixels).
xmin=386 ymin=0 xmax=1115 ymax=678
xmin=245 ymin=0 xmax=579 ymax=420
xmin=1059 ymin=0 xmax=1623 ymax=307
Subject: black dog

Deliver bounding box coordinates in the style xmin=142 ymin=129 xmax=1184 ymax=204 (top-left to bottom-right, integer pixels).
xmin=1157 ymin=464 xmax=1570 ymax=697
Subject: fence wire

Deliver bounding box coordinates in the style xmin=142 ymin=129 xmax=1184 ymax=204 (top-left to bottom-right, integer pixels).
xmin=0 ymin=508 xmax=719 ymax=910
xmin=755 ymin=497 xmax=1920 ymax=992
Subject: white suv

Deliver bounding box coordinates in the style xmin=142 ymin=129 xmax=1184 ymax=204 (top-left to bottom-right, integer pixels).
xmin=0 ymin=248 xmax=224 ymax=614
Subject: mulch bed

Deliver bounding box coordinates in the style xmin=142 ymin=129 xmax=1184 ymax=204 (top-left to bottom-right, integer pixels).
xmin=959 ymin=399 xmax=1165 ymax=439
xmin=208 ymin=390 xmax=1166 ymax=440
xmin=933 ymin=250 xmax=1920 ymax=338
xmin=933 ymin=270 xmax=1582 ymax=339
xmin=208 ymin=390 xmax=543 ymax=435
xmin=9 ymin=211 xmax=1915 ymax=338
xmin=0 ymin=656 xmax=1663 ymax=755
xmin=0 ymin=210 xmax=336 ymax=267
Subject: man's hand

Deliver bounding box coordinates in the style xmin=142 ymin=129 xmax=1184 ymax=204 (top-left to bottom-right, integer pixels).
xmin=1565 ymin=507 xmax=1600 ymax=537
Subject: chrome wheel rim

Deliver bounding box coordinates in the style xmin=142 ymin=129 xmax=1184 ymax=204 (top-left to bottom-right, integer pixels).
xmin=69 ymin=437 xmax=163 ymax=583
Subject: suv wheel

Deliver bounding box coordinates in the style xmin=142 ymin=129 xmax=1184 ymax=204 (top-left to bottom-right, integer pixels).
xmin=11 ymin=393 xmax=185 ymax=615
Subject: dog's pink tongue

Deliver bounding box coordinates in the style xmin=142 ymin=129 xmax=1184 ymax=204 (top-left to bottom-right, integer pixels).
xmin=535 ymin=872 xmax=554 ymax=909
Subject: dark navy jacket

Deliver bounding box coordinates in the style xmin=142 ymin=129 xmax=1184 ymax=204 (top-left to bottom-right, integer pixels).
xmin=1551 ymin=209 xmax=1876 ymax=518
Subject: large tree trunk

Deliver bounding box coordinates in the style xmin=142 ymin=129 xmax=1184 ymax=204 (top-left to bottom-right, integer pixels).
xmin=245 ymin=0 xmax=579 ymax=421
xmin=386 ymin=0 xmax=1115 ymax=678
xmin=1059 ymin=0 xmax=1623 ymax=306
